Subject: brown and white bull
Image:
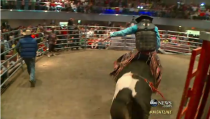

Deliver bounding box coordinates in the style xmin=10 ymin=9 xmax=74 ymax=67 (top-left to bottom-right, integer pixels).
xmin=110 ymin=53 xmax=163 ymax=119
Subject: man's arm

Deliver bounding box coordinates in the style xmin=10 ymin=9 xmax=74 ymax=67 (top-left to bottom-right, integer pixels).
xmin=46 ymin=34 xmax=50 ymax=41
xmin=155 ymin=26 xmax=161 ymax=50
xmin=110 ymin=25 xmax=138 ymax=37
xmin=35 ymin=40 xmax=38 ymax=52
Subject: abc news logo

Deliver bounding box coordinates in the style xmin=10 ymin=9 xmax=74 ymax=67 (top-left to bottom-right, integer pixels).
xmin=150 ymin=99 xmax=172 ymax=108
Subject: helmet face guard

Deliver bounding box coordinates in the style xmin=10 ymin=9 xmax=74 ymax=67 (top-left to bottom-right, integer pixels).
xmin=140 ymin=19 xmax=152 ymax=23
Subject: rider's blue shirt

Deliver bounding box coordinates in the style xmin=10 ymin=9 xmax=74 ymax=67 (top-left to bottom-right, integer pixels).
xmin=110 ymin=24 xmax=160 ymax=50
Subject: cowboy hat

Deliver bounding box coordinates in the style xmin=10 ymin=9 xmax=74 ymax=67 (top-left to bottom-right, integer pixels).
xmin=135 ymin=15 xmax=153 ymax=23
xmin=22 ymin=29 xmax=32 ymax=35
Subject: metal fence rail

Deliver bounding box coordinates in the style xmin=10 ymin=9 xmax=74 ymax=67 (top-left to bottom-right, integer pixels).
xmin=0 ymin=25 xmax=203 ymax=88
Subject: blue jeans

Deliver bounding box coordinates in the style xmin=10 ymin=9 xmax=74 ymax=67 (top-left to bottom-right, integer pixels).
xmin=23 ymin=58 xmax=35 ymax=82
xmin=98 ymin=42 xmax=105 ymax=49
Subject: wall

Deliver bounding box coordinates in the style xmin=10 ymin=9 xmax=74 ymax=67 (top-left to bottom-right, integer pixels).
xmin=2 ymin=10 xmax=210 ymax=29
xmin=8 ymin=20 xmax=204 ymax=33
xmin=7 ymin=20 xmax=65 ymax=28
xmin=6 ymin=20 xmax=112 ymax=28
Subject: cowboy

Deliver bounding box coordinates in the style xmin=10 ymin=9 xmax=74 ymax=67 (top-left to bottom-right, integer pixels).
xmin=104 ymin=15 xmax=162 ymax=88
xmin=16 ymin=30 xmax=38 ymax=87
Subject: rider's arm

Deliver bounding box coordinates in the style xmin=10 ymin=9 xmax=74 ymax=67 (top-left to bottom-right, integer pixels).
xmin=155 ymin=26 xmax=161 ymax=50
xmin=110 ymin=25 xmax=138 ymax=37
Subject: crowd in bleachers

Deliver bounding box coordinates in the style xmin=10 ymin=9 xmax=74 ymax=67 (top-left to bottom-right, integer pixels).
xmin=79 ymin=26 xmax=114 ymax=49
xmin=1 ymin=0 xmax=210 ymax=20
xmin=1 ymin=21 xmax=202 ymax=56
xmin=1 ymin=20 xmax=204 ymax=85
xmin=159 ymin=30 xmax=202 ymax=53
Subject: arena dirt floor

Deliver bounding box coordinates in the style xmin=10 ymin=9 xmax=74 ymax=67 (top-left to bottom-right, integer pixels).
xmin=1 ymin=49 xmax=199 ymax=119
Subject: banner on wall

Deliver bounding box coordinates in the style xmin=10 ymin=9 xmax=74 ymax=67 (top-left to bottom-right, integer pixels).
xmin=59 ymin=22 xmax=68 ymax=28
xmin=186 ymin=30 xmax=200 ymax=35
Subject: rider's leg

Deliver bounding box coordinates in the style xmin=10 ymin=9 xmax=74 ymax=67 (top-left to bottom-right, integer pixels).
xmin=113 ymin=49 xmax=140 ymax=69
xmin=114 ymin=54 xmax=127 ymax=69
xmin=150 ymin=52 xmax=162 ymax=88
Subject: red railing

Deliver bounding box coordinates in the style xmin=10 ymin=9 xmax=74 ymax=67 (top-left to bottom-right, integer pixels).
xmin=176 ymin=47 xmax=201 ymax=118
xmin=176 ymin=33 xmax=210 ymax=119
xmin=207 ymin=104 xmax=210 ymax=119
xmin=197 ymin=73 xmax=210 ymax=119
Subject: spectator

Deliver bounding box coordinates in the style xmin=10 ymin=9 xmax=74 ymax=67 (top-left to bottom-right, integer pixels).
xmin=47 ymin=27 xmax=57 ymax=57
xmin=71 ymin=26 xmax=80 ymax=50
xmin=190 ymin=10 xmax=199 ymax=19
xmin=61 ymin=26 xmax=68 ymax=48
xmin=9 ymin=32 xmax=14 ymax=41
xmin=68 ymin=18 xmax=74 ymax=35
xmin=87 ymin=28 xmax=94 ymax=38
xmin=1 ymin=43 xmax=6 ymax=61
xmin=64 ymin=0 xmax=71 ymax=11
xmin=105 ymin=39 xmax=111 ymax=48
xmin=199 ymin=10 xmax=206 ymax=17
xmin=98 ymin=35 xmax=106 ymax=49
xmin=61 ymin=26 xmax=68 ymax=38
xmin=31 ymin=34 xmax=36 ymax=38
xmin=1 ymin=0 xmax=210 ymax=20
xmin=15 ymin=30 xmax=38 ymax=87
xmin=91 ymin=35 xmax=98 ymax=49
xmin=206 ymin=9 xmax=210 ymax=18
xmin=1 ymin=44 xmax=8 ymax=86
xmin=80 ymin=35 xmax=86 ymax=49
xmin=71 ymin=1 xmax=77 ymax=12
xmin=192 ymin=5 xmax=198 ymax=12
xmin=87 ymin=37 xmax=94 ymax=47
xmin=1 ymin=36 xmax=10 ymax=54
xmin=69 ymin=37 xmax=75 ymax=50
xmin=12 ymin=40 xmax=18 ymax=55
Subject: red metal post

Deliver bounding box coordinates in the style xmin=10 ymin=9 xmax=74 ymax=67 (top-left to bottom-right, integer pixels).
xmin=197 ymin=74 xmax=210 ymax=119
xmin=207 ymin=107 xmax=210 ymax=119
xmin=176 ymin=47 xmax=201 ymax=119
xmin=185 ymin=40 xmax=210 ymax=119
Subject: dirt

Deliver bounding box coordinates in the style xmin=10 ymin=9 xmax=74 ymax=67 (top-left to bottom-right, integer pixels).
xmin=1 ymin=49 xmax=197 ymax=119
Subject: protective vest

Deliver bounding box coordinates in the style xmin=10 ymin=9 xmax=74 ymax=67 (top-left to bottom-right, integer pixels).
xmin=19 ymin=36 xmax=37 ymax=58
xmin=135 ymin=22 xmax=157 ymax=51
